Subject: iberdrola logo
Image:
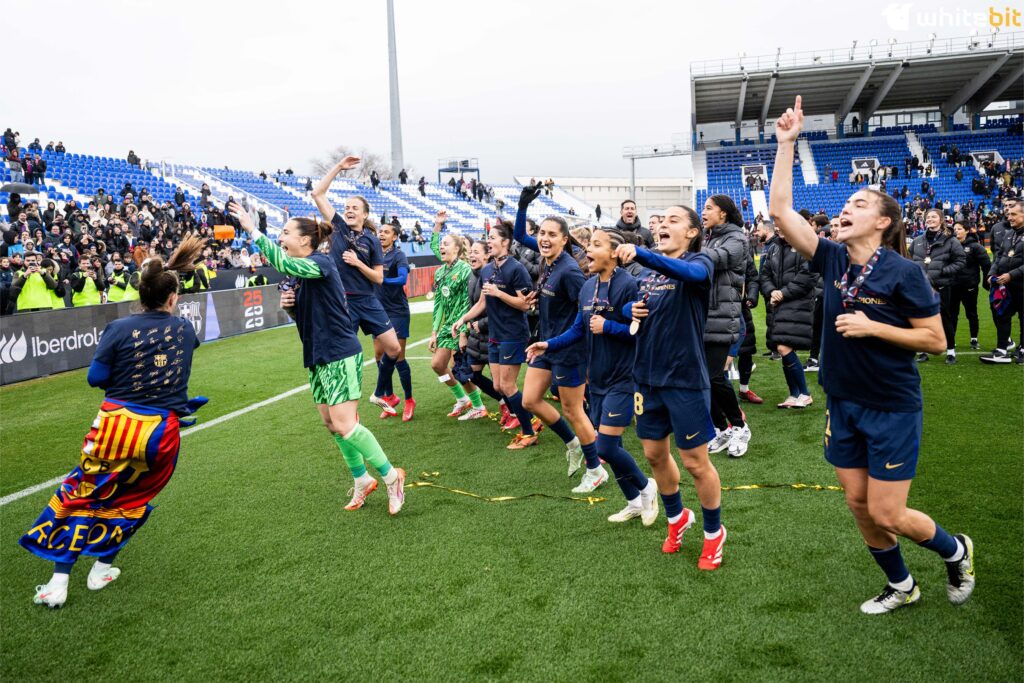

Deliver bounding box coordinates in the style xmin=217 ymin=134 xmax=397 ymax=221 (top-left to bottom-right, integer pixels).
xmin=0 ymin=332 xmax=28 ymax=364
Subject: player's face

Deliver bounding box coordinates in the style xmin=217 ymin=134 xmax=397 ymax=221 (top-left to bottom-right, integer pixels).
xmin=469 ymin=242 xmax=488 ymax=269
xmin=925 ymin=211 xmax=941 ymax=230
xmin=954 ymin=224 xmax=967 ymax=241
xmin=659 ymin=207 xmax=698 ymax=256
xmin=379 ymin=226 xmax=395 ymax=249
xmin=278 ymin=220 xmax=308 ymax=255
xmin=343 ymin=199 xmax=367 ymax=229
xmin=487 ymin=230 xmax=508 ymax=257
xmin=621 ymin=202 xmax=637 ymax=222
xmin=586 ymin=230 xmax=614 ymax=274
xmin=701 ymin=199 xmax=725 ymax=228
xmin=837 ymin=191 xmax=888 ymax=245
xmin=537 ymin=219 xmax=567 ymax=261
xmin=440 ymin=235 xmax=459 ymax=263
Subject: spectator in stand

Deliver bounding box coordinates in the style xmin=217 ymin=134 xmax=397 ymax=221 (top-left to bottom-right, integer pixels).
xmin=257 ymin=208 xmax=267 ymax=233
xmin=418 ymin=176 xmax=426 ymax=197
xmin=616 ymin=200 xmax=654 ymax=248
xmin=370 ymin=170 xmax=380 ymax=191
xmin=305 ymin=177 xmax=314 ymax=193
xmin=412 ymin=221 xmax=424 ymax=244
xmin=33 ymin=154 xmax=46 ymax=186
xmin=909 ymin=209 xmax=965 ymax=364
xmin=2 ymin=128 xmax=15 ymax=151
xmin=981 ymin=201 xmax=1024 ymax=364
xmin=127 ymin=150 xmax=140 ymax=167
xmin=0 ymin=255 xmax=13 ymax=313
xmin=200 ymin=183 xmax=211 ymax=209
xmin=595 ymin=204 xmax=602 ymax=223
xmin=259 ymin=170 xmax=267 ymax=180
xmin=44 ymin=141 xmax=54 ymax=152
xmin=398 ymin=168 xmax=408 ymax=184
xmin=8 ymin=148 xmax=24 ymax=182
xmin=174 ymin=188 xmax=185 ymax=206
xmin=951 ymin=222 xmax=991 ymax=352
xmin=54 ymin=141 xmax=65 ymax=153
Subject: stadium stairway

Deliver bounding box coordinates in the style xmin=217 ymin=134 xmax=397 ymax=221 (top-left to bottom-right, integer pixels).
xmin=798 ymin=138 xmax=819 ymax=184
xmin=750 ymin=189 xmax=769 ymax=218
xmin=175 ymin=166 xmax=287 ymax=227
xmin=904 ymin=130 xmax=933 ymax=176
xmin=692 ymin=149 xmax=708 ymax=191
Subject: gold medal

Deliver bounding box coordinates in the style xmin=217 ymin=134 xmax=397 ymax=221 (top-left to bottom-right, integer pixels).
xmin=924 ymin=257 xmax=931 ymax=264
xmin=1010 ymin=250 xmax=1016 ymax=257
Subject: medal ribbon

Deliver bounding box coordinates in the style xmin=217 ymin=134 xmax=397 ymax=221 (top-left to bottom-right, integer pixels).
xmin=839 ymin=246 xmax=883 ymax=310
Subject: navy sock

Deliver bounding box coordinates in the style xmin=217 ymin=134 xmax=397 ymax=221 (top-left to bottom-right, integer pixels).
xmin=581 ymin=440 xmax=599 ymax=469
xmin=661 ymin=490 xmax=683 ymax=520
xmin=781 ymin=352 xmax=799 ymax=396
xmin=917 ymin=523 xmax=959 ymax=560
xmin=596 ymin=434 xmax=641 ymax=500
xmin=505 ymin=392 xmax=534 ymax=435
xmin=395 ymin=359 xmax=412 ymax=398
xmin=868 ymin=544 xmax=911 ymax=585
xmin=615 ymin=436 xmax=649 ymax=490
xmin=98 ymin=549 xmax=120 ymax=564
xmin=374 ymin=353 xmax=397 ymax=397
xmin=550 ymin=417 xmax=576 ymax=444
xmin=472 ymin=370 xmax=501 ymax=401
xmin=701 ymin=505 xmax=721 ymax=534
xmin=54 ymin=561 xmax=74 ymax=575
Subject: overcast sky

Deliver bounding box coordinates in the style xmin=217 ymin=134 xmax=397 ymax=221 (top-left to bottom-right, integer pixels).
xmin=6 ymin=0 xmax=1011 ymax=181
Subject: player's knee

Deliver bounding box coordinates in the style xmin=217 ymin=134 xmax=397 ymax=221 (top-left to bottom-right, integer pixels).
xmin=430 ymin=358 xmax=447 ymax=375
xmin=844 ymin=493 xmax=869 ymax=519
xmin=522 ymin=393 xmax=543 ymax=413
xmin=867 ymin=505 xmax=903 ymax=533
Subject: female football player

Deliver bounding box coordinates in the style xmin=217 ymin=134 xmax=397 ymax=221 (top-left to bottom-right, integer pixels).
xmin=375 ymin=222 xmax=414 ymax=420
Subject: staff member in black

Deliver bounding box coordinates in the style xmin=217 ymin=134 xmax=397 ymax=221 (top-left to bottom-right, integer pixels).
xmin=950 ymin=222 xmax=991 ymax=351
xmin=981 ymin=201 xmax=1024 ymax=364
xmin=909 ymin=209 xmax=965 ymax=364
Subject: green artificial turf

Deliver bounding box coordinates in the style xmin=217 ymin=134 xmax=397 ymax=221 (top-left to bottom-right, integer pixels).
xmin=1 ymin=306 xmax=1021 ymax=682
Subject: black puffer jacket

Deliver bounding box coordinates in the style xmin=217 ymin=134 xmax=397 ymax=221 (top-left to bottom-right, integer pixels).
xmin=512 ymin=241 xmax=541 ymax=284
xmin=989 ymin=227 xmax=1024 ymax=294
xmin=702 ymin=222 xmax=748 ymax=345
xmin=759 ymin=237 xmax=819 ymax=350
xmin=910 ymin=230 xmax=965 ymax=288
xmin=953 ymin=233 xmax=992 ymax=288
xmin=615 ymin=218 xmax=654 ymax=249
xmin=739 ymin=251 xmax=759 ymax=355
xmin=466 ymin=269 xmax=490 ymax=363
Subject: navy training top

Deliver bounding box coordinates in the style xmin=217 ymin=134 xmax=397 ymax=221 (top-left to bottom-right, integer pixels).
xmin=479 ymin=256 xmax=532 ymax=343
xmin=293 ymin=252 xmax=364 ymax=368
xmin=330 ymin=213 xmax=384 ymax=298
xmin=578 ymin=268 xmax=638 ymax=393
xmin=377 ymin=246 xmax=410 ymax=318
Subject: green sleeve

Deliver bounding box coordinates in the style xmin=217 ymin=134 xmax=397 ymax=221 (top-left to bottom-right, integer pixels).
xmin=430 ymin=231 xmax=442 ymax=261
xmin=255 ymin=234 xmax=322 ymax=279
xmin=453 ymin=262 xmax=472 ymax=331
xmin=431 ymin=268 xmax=443 ymax=332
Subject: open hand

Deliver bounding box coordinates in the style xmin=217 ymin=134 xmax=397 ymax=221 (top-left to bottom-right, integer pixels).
xmin=336 ymin=156 xmax=361 ymax=172
xmin=227 ymin=202 xmax=256 ymax=234
xmin=526 ymin=341 xmax=548 ymax=363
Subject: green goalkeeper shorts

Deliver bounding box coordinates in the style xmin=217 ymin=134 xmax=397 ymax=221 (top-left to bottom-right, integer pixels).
xmin=309 ymin=353 xmax=363 ymax=406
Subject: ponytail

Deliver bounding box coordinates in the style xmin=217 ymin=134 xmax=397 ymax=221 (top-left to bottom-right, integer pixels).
xmin=140 ymin=233 xmax=206 ymax=310
xmin=866 ymin=190 xmax=909 ymax=257
xmin=292 ymin=217 xmax=334 ymax=249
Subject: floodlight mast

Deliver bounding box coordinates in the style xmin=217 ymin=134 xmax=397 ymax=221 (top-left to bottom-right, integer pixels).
xmin=386 ymin=0 xmax=405 ymax=176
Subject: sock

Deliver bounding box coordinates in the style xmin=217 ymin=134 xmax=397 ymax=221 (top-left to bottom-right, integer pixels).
xmin=467 ymin=388 xmax=483 ymax=408
xmin=50 ymin=563 xmax=72 ymax=589
xmin=614 ymin=436 xmax=649 ymax=491
xmin=97 ymin=549 xmax=120 ymax=565
xmin=661 ymin=490 xmax=683 ymax=524
xmin=581 ymin=440 xmax=599 ymax=470
xmin=740 ymin=384 xmax=749 ymax=393
xmin=472 ymin=371 xmax=501 ymax=401
xmin=382 ymin=360 xmax=394 ymax=396
xmin=449 ymin=382 xmax=467 ymax=400
xmin=343 ymin=424 xmax=392 ymax=477
xmin=333 ymin=433 xmax=367 ymax=478
xmin=868 ymin=544 xmax=912 ymax=587
xmin=947 ymin=348 xmax=955 ymax=357
xmin=374 ymin=353 xmax=398 ymax=397
xmin=396 ymin=359 xmax=413 ymax=399
xmin=782 ymin=351 xmax=803 ymax=397
xmin=596 ymin=433 xmax=640 ymax=500
xmin=505 ymin=392 xmax=534 ymax=435
xmin=918 ymin=523 xmax=962 ymax=560
xmin=701 ymin=505 xmax=722 ymax=537
xmin=382 ymin=468 xmax=399 ymax=485
xmin=550 ymin=417 xmax=576 ymax=444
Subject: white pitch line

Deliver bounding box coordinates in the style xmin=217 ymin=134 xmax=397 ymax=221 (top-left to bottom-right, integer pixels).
xmin=0 ymin=335 xmax=432 ymax=508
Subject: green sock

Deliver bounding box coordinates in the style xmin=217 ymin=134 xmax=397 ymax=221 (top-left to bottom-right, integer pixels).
xmin=468 ymin=388 xmax=483 ymax=408
xmin=333 ymin=433 xmax=366 ymax=478
xmin=344 ymin=424 xmax=392 ymax=477
xmin=449 ymin=382 xmax=467 ymax=400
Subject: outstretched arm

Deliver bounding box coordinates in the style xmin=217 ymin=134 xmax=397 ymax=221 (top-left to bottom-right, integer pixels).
xmin=311 ymin=155 xmax=360 ymax=222
xmin=513 ymin=184 xmax=543 ymax=251
xmin=617 ymin=245 xmax=710 ymax=283
xmin=229 ymin=202 xmax=323 ymax=279
xmin=768 ymin=96 xmax=818 ymax=261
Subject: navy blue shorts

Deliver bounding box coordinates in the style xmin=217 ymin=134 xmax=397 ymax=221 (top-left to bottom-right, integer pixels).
xmin=488 ymin=340 xmax=527 ymax=366
xmin=634 ymin=384 xmax=716 ymax=450
xmin=589 ymin=390 xmax=633 ymax=428
xmin=389 ymin=313 xmax=410 ymax=339
xmin=347 ymin=296 xmax=394 ymax=337
xmin=528 ymin=356 xmax=586 ymax=388
xmin=824 ymin=397 xmax=920 ymax=481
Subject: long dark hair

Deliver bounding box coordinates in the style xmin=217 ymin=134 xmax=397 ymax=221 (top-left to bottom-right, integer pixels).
xmin=139 ymin=234 xmax=206 ymax=310
xmin=539 ymin=215 xmax=584 ymax=257
xmin=291 ymin=217 xmax=334 ymax=250
xmin=708 ymin=194 xmax=744 ymax=228
xmin=865 ymin=189 xmax=908 ymax=257
xmin=672 ymin=205 xmax=705 ymax=253
xmin=490 ymin=220 xmax=513 ymax=250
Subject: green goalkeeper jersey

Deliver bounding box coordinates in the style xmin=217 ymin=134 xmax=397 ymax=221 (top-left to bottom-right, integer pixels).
xmin=431 ymin=231 xmax=472 ymax=335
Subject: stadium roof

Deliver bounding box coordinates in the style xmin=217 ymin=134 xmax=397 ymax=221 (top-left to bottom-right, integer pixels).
xmin=691 ymin=31 xmax=1024 ymax=128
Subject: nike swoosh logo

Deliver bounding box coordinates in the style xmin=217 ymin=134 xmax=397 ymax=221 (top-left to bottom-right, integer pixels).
xmin=608 ymin=412 xmax=622 ymax=418
xmin=884 ymin=462 xmax=904 ymax=470
xmin=686 ymin=432 xmax=700 ymax=440
xmin=503 ymin=354 xmax=513 ymax=360
xmin=556 ymin=375 xmax=565 ymax=380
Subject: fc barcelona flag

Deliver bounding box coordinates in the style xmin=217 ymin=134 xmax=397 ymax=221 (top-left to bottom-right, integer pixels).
xmin=19 ymin=399 xmax=182 ymax=564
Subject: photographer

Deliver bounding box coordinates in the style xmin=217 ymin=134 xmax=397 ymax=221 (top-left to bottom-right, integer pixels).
xmin=70 ymin=256 xmax=107 ymax=307
xmin=11 ymin=252 xmax=62 ymax=312
xmin=105 ymin=254 xmax=138 ymax=303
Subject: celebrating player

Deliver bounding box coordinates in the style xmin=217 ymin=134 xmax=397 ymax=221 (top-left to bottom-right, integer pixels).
xmin=312 ymin=157 xmax=402 ymax=417
xmin=430 ymin=212 xmax=487 ymax=420
xmin=375 ymin=222 xmax=415 ymax=420
xmin=21 ymin=235 xmax=209 ymax=608
xmin=529 ymin=228 xmax=654 ymax=511
xmin=616 ymin=206 xmax=727 ymax=569
xmin=229 ymin=203 xmax=406 ymax=516
xmin=464 ymin=239 xmax=511 ymax=426
xmin=453 ymin=221 xmax=539 ymax=448
xmin=770 ymin=96 xmax=974 ymax=614
xmin=514 ymin=185 xmax=599 ymax=483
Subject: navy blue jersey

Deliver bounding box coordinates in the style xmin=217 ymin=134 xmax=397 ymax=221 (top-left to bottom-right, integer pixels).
xmin=480 ymin=256 xmax=532 ymax=343
xmin=294 ymin=252 xmax=364 ymax=368
xmin=810 ymin=238 xmax=939 ymax=412
xmin=580 ymin=268 xmax=638 ymax=393
xmin=537 ymin=251 xmax=586 ymax=365
xmin=632 ymin=250 xmax=714 ymax=390
xmin=92 ymin=311 xmax=199 ymax=414
xmin=377 ymin=246 xmax=410 ymax=317
xmin=330 ymin=214 xmax=384 ymax=298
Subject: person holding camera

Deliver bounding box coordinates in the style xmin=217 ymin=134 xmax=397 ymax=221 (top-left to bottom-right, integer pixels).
xmin=107 ymin=254 xmax=139 ymax=303
xmin=70 ymin=257 xmax=107 ymax=307
xmin=12 ymin=252 xmax=64 ymax=312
